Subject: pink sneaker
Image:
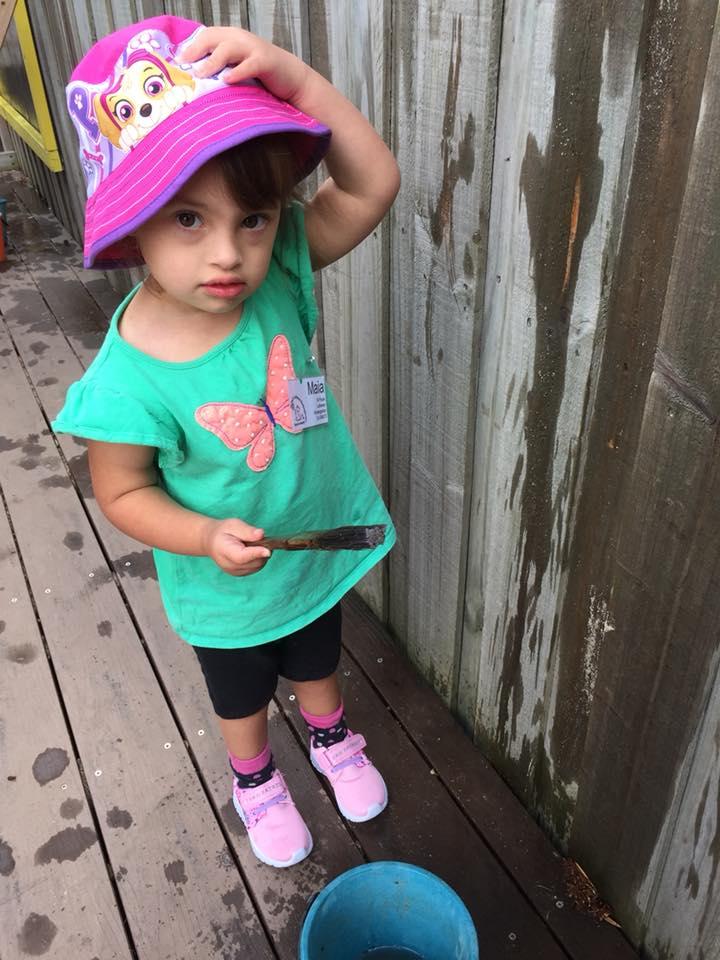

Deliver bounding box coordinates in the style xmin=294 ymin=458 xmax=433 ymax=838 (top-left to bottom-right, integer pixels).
xmin=311 ymin=732 xmax=388 ymax=823
xmin=232 ymin=769 xmax=313 ymax=868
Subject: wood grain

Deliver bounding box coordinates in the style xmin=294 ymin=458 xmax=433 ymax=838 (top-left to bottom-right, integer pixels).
xmin=388 ymin=0 xmax=503 ymax=700
xmin=0 ymin=500 xmax=133 ymax=960
xmin=306 ymin=0 xmax=391 ymax=617
xmin=459 ymin=0 xmax=644 ymax=829
xmin=0 ymin=299 xmax=273 ymax=956
xmin=567 ymin=5 xmax=720 ymax=954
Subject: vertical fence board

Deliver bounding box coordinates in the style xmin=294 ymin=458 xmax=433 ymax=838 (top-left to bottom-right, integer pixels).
xmin=203 ymin=0 xmax=248 ymax=28
xmin=389 ymin=0 xmax=502 ymax=698
xmin=551 ymin=0 xmax=717 ymax=923
xmin=632 ymin=34 xmax=720 ymax=958
xmin=306 ymin=0 xmax=390 ymax=616
xmin=566 ymin=7 xmax=720 ymax=952
xmin=22 ymin=1 xmax=92 ymax=243
xmin=248 ymin=0 xmax=308 ymax=58
xmin=164 ymin=0 xmax=204 ymax=18
xmin=459 ymin=0 xmax=643 ymax=830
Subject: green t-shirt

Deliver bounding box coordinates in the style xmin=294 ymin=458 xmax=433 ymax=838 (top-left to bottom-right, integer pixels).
xmin=52 ymin=204 xmax=395 ymax=648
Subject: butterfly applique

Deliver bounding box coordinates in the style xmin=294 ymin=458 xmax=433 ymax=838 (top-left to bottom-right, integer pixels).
xmin=194 ymin=334 xmax=301 ymax=472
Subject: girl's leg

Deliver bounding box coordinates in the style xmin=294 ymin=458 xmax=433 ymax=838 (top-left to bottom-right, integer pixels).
xmin=219 ymin=706 xmax=277 ymax=790
xmin=218 ymin=705 xmax=269 ymax=761
xmin=220 ymin=703 xmax=312 ymax=868
xmin=292 ymin=672 xmax=341 ymax=716
xmin=192 ymin=644 xmax=312 ymax=868
xmin=294 ymin=672 xmax=388 ymax=824
xmin=281 ymin=605 xmax=387 ymax=822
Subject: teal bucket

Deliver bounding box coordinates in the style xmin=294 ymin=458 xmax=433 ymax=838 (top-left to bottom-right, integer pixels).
xmin=299 ymin=861 xmax=479 ymax=960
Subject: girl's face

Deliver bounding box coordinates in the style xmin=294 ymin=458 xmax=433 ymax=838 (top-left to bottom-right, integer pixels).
xmin=133 ymin=160 xmax=282 ymax=319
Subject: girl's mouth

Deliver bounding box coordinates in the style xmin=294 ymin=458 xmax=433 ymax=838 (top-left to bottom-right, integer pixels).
xmin=202 ymin=281 xmax=246 ymax=299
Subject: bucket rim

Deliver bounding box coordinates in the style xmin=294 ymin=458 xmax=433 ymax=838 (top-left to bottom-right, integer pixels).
xmin=299 ymin=860 xmax=478 ymax=958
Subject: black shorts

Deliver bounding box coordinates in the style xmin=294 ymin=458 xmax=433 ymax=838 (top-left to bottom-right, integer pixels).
xmin=192 ymin=603 xmax=342 ymax=719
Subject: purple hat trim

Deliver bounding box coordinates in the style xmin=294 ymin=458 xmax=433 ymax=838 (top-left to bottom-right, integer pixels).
xmin=66 ymin=16 xmax=331 ymax=268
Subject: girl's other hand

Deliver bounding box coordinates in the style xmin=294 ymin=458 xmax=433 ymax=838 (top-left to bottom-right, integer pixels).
xmin=203 ymin=517 xmax=272 ymax=576
xmin=179 ymin=27 xmax=308 ymax=103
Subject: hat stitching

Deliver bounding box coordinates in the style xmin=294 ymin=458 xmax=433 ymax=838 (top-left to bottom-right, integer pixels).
xmin=91 ymin=96 xmax=318 ymax=232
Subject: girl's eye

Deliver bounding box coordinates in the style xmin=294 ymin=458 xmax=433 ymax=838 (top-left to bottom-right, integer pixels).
xmin=144 ymin=75 xmax=166 ymax=97
xmin=114 ymin=100 xmax=133 ymax=122
xmin=175 ymin=211 xmax=202 ymax=230
xmin=242 ymin=213 xmax=268 ymax=231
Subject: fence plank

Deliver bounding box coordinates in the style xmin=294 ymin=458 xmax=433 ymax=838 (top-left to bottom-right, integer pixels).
xmin=568 ymin=9 xmax=720 ymax=955
xmin=247 ymin=0 xmax=308 ymax=58
xmin=388 ymin=0 xmax=503 ymax=699
xmin=631 ymin=35 xmax=720 ymax=957
xmin=306 ymin=0 xmax=390 ymax=616
xmin=22 ymin=1 xmax=91 ymax=242
xmin=203 ymin=0 xmax=248 ymax=28
xmin=459 ymin=0 xmax=644 ymax=828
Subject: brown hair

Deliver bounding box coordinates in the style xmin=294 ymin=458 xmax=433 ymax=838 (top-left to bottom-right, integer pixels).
xmin=214 ymin=134 xmax=305 ymax=210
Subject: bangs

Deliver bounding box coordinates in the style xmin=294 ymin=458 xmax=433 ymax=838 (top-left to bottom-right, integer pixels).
xmin=214 ymin=134 xmax=305 ymax=210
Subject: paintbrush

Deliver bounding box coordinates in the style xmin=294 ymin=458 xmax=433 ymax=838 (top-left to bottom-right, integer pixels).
xmin=258 ymin=524 xmax=386 ymax=551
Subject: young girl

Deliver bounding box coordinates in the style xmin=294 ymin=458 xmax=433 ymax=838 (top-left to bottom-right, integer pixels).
xmin=53 ymin=16 xmax=399 ymax=869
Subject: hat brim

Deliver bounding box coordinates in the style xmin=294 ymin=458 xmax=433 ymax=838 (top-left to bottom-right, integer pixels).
xmin=84 ymin=85 xmax=330 ymax=269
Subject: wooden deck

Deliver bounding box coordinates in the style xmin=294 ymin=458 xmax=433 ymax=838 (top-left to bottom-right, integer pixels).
xmin=0 ymin=171 xmax=638 ymax=960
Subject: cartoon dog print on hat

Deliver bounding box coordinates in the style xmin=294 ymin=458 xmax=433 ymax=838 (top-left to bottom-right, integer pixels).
xmin=94 ymin=31 xmax=195 ymax=152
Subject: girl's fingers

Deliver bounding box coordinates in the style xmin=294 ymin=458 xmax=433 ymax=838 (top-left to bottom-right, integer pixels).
xmin=221 ymin=60 xmax=261 ymax=84
xmin=224 ymin=519 xmax=264 ymax=542
xmin=225 ymin=544 xmax=271 ymax=566
xmin=183 ymin=40 xmax=246 ymax=77
xmin=227 ymin=551 xmax=271 ymax=576
xmin=179 ymin=27 xmax=237 ymax=63
xmin=193 ymin=49 xmax=239 ymax=77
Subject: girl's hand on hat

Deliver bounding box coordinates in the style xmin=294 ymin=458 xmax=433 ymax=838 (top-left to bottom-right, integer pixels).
xmin=202 ymin=517 xmax=272 ymax=576
xmin=179 ymin=27 xmax=309 ymax=104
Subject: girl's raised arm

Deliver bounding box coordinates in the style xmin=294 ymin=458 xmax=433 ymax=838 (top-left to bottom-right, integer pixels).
xmin=179 ymin=27 xmax=400 ymax=270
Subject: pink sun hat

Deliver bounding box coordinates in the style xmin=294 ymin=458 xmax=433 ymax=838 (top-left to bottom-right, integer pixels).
xmin=66 ymin=15 xmax=331 ymax=269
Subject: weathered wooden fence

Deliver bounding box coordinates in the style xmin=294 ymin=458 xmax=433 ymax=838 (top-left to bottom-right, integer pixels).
xmin=5 ymin=2 xmax=720 ymax=957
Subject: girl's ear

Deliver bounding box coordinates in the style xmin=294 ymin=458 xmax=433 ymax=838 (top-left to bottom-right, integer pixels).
xmin=144 ymin=274 xmax=164 ymax=295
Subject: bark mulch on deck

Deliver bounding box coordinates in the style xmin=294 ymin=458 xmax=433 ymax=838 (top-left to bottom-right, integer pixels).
xmin=0 ymin=171 xmax=638 ymax=960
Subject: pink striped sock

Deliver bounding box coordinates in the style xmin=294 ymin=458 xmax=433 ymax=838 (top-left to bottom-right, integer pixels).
xmin=229 ymin=742 xmax=272 ymax=778
xmin=300 ymin=701 xmax=348 ymax=748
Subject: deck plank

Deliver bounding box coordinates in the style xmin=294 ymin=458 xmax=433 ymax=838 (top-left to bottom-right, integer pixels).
xmin=0 ymin=500 xmax=134 ymax=960
xmin=0 ymin=319 xmax=275 ymax=960
xmin=3 ymin=211 xmax=365 ymax=959
xmin=342 ymin=594 xmax=638 ymax=959
xmin=280 ymin=654 xmax=568 ymax=960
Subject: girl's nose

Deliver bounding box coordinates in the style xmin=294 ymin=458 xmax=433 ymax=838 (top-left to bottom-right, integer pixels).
xmin=211 ymin=231 xmax=242 ymax=270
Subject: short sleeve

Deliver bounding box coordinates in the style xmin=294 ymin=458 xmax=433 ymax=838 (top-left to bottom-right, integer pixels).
xmin=52 ymin=379 xmax=184 ymax=469
xmin=271 ymin=201 xmax=318 ymax=342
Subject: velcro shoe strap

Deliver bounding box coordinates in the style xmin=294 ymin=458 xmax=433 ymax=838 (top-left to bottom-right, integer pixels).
xmin=244 ymin=776 xmax=285 ymax=813
xmin=326 ymin=733 xmax=367 ymax=767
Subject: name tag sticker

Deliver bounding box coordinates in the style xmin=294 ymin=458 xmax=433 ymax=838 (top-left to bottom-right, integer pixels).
xmin=288 ymin=376 xmax=329 ymax=430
